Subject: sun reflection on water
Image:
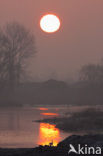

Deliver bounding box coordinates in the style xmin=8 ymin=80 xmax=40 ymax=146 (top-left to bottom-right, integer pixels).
xmin=38 ymin=123 xmax=60 ymax=146
xmin=41 ymin=113 xmax=59 ymax=116
xmin=38 ymin=108 xmax=48 ymax=111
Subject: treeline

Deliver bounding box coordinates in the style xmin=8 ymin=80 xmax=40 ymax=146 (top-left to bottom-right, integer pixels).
xmin=4 ymin=77 xmax=103 ymax=106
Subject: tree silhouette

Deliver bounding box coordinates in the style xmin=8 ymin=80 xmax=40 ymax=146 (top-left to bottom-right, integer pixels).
xmin=79 ymin=64 xmax=103 ymax=83
xmin=0 ymin=22 xmax=36 ymax=90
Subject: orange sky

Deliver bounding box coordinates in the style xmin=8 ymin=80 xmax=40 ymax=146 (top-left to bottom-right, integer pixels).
xmin=0 ymin=0 xmax=103 ymax=81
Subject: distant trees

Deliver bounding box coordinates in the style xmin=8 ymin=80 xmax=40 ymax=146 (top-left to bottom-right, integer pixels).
xmin=0 ymin=22 xmax=36 ymax=90
xmin=79 ymin=64 xmax=103 ymax=83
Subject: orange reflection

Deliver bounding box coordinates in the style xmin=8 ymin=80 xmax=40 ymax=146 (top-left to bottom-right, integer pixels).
xmin=39 ymin=108 xmax=48 ymax=111
xmin=41 ymin=113 xmax=59 ymax=116
xmin=38 ymin=123 xmax=60 ymax=146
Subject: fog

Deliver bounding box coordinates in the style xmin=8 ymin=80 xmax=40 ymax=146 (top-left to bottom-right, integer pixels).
xmin=0 ymin=0 xmax=103 ymax=81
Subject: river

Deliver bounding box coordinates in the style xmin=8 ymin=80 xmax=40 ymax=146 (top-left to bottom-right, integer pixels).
xmin=0 ymin=105 xmax=99 ymax=148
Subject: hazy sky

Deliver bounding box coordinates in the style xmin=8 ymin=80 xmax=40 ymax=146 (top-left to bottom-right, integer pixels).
xmin=0 ymin=0 xmax=103 ymax=81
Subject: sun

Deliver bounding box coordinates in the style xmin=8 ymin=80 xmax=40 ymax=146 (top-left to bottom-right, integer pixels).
xmin=40 ymin=14 xmax=61 ymax=33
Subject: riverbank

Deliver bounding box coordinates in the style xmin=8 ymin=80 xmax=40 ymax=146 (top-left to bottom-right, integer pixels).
xmin=35 ymin=108 xmax=103 ymax=133
xmin=0 ymin=134 xmax=103 ymax=156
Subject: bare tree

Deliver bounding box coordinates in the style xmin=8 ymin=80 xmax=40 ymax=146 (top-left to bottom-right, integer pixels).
xmin=79 ymin=64 xmax=103 ymax=83
xmin=0 ymin=22 xmax=36 ymax=90
xmin=0 ymin=29 xmax=9 ymax=86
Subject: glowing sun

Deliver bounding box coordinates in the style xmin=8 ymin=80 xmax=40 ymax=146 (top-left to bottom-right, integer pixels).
xmin=40 ymin=14 xmax=61 ymax=33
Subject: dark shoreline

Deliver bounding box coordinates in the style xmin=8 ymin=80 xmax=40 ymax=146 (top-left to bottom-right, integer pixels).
xmin=34 ymin=108 xmax=103 ymax=133
xmin=0 ymin=134 xmax=103 ymax=156
xmin=35 ymin=108 xmax=103 ymax=134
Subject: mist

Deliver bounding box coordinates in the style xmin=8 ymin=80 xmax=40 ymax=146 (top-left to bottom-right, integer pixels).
xmin=0 ymin=0 xmax=103 ymax=81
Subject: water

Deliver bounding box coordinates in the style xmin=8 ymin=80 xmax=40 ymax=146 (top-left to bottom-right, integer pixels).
xmin=0 ymin=105 xmax=100 ymax=148
xmin=0 ymin=106 xmax=70 ymax=148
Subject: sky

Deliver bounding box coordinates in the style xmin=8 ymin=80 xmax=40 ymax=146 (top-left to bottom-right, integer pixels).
xmin=0 ymin=0 xmax=103 ymax=81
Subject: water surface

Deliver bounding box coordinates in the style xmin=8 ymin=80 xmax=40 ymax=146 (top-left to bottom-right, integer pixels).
xmin=0 ymin=105 xmax=99 ymax=148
